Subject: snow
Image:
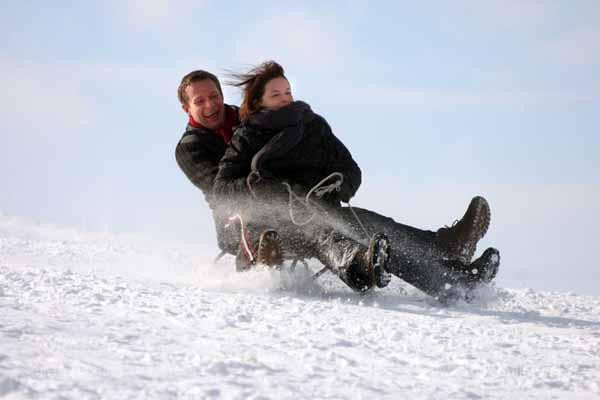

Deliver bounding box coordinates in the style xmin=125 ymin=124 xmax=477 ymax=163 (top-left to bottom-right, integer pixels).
xmin=1 ymin=215 xmax=600 ymax=399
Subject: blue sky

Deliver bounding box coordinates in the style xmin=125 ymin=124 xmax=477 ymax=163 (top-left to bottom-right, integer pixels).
xmin=1 ymin=1 xmax=599 ymax=294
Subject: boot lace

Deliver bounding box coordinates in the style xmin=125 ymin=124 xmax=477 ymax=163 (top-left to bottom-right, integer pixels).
xmin=443 ymin=219 xmax=459 ymax=230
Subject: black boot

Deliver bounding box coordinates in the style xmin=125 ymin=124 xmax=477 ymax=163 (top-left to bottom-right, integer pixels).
xmin=337 ymin=233 xmax=392 ymax=293
xmin=468 ymin=247 xmax=500 ymax=284
xmin=369 ymin=232 xmax=392 ymax=288
xmin=445 ymin=247 xmax=500 ymax=285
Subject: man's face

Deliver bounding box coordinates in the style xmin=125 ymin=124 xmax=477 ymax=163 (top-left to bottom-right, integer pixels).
xmin=182 ymin=79 xmax=225 ymax=130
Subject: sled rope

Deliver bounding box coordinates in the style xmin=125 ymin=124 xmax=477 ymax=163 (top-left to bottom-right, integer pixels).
xmin=283 ymin=172 xmax=371 ymax=239
xmin=282 ymin=172 xmax=343 ymax=226
xmin=282 ymin=172 xmax=371 ymax=282
xmin=225 ymin=214 xmax=256 ymax=264
xmin=347 ymin=201 xmax=371 ymax=239
xmin=282 ymin=172 xmax=344 ymax=226
xmin=235 ymin=172 xmax=371 ymax=282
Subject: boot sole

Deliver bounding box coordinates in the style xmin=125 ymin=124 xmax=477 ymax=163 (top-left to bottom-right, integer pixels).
xmin=460 ymin=196 xmax=491 ymax=263
xmin=257 ymin=230 xmax=283 ymax=268
xmin=471 ymin=196 xmax=491 ymax=242
xmin=469 ymin=247 xmax=500 ymax=283
xmin=479 ymin=247 xmax=500 ymax=283
xmin=369 ymin=233 xmax=392 ymax=288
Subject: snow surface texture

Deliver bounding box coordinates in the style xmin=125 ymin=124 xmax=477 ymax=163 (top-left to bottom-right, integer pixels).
xmin=1 ymin=215 xmax=600 ymax=399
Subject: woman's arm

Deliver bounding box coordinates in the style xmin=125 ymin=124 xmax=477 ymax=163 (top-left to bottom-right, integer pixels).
xmin=213 ymin=130 xmax=253 ymax=201
xmin=213 ymin=126 xmax=289 ymax=205
xmin=319 ymin=117 xmax=362 ymax=203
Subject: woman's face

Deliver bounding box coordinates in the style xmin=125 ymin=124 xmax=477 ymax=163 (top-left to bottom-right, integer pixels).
xmin=260 ymin=77 xmax=293 ymax=111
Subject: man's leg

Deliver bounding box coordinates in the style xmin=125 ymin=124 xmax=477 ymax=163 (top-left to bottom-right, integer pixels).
xmin=213 ymin=211 xmax=239 ymax=255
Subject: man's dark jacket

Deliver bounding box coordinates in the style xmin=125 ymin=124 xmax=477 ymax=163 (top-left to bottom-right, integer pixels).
xmin=175 ymin=105 xmax=239 ymax=207
xmin=175 ymin=104 xmax=239 ymax=253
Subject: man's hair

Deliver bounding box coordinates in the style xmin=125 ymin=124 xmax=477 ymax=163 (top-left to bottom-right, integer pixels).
xmin=226 ymin=61 xmax=286 ymax=122
xmin=177 ymin=70 xmax=223 ymax=106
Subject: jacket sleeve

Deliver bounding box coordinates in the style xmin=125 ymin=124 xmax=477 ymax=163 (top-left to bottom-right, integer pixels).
xmin=322 ymin=120 xmax=362 ymax=203
xmin=214 ymin=128 xmax=292 ymax=206
xmin=175 ymin=133 xmax=221 ymax=205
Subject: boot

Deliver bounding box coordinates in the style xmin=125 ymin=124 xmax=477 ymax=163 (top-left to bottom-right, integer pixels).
xmin=256 ymin=229 xmax=283 ymax=268
xmin=340 ymin=233 xmax=392 ymax=292
xmin=369 ymin=232 xmax=392 ymax=288
xmin=436 ymin=196 xmax=491 ymax=264
xmin=436 ymin=248 xmax=500 ymax=304
xmin=236 ymin=229 xmax=284 ymax=271
xmin=467 ymin=247 xmax=500 ymax=284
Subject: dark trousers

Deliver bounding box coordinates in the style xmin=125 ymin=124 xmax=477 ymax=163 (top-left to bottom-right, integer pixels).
xmin=218 ymin=204 xmax=475 ymax=298
xmin=337 ymin=207 xmax=474 ymax=297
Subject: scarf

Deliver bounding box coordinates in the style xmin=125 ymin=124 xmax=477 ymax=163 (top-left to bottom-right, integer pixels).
xmin=248 ymin=101 xmax=315 ymax=177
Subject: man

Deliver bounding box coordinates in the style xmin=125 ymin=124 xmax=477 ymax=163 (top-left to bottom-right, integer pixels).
xmin=175 ymin=70 xmax=240 ymax=255
xmin=175 ymin=70 xmax=280 ymax=265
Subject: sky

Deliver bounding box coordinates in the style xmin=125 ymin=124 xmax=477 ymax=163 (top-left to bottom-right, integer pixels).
xmin=1 ymin=1 xmax=599 ymax=294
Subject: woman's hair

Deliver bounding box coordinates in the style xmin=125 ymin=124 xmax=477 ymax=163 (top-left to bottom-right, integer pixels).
xmin=227 ymin=61 xmax=287 ymax=122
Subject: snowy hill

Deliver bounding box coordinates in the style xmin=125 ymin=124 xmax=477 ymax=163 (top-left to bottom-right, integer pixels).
xmin=1 ymin=216 xmax=599 ymax=399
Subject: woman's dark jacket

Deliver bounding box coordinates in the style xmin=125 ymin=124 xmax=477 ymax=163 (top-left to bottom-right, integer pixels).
xmin=175 ymin=104 xmax=239 ymax=208
xmin=213 ymin=101 xmax=361 ymax=211
xmin=175 ymin=104 xmax=240 ymax=253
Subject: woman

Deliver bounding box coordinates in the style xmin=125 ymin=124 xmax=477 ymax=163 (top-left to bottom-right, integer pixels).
xmin=213 ymin=61 xmax=499 ymax=301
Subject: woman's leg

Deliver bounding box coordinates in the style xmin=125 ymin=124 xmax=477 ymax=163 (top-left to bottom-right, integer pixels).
xmin=334 ymin=207 xmax=485 ymax=299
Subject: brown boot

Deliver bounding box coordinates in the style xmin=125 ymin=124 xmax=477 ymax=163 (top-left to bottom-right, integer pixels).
xmin=436 ymin=196 xmax=491 ymax=264
xmin=256 ymin=229 xmax=283 ymax=268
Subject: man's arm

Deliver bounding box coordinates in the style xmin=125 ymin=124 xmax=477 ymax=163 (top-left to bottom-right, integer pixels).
xmin=175 ymin=132 xmax=225 ymax=205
